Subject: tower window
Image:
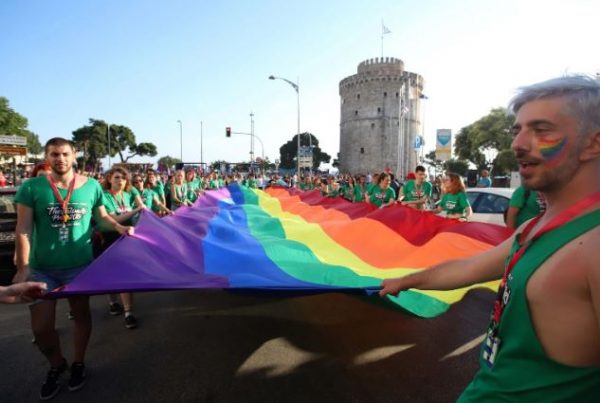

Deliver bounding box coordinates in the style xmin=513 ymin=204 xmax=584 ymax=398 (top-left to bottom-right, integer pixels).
xmin=357 ymin=94 xmax=360 ymax=100
xmin=355 ymin=110 xmax=358 ymax=116
xmin=377 ymin=107 xmax=381 ymax=113
xmin=396 ymin=92 xmax=399 ymax=98
xmin=371 ymin=123 xmax=375 ymax=129
xmin=384 ymin=92 xmax=387 ymax=97
xmin=360 ymin=147 xmax=365 ymax=154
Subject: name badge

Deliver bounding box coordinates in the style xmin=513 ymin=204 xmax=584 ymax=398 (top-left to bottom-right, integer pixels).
xmin=58 ymin=226 xmax=70 ymax=243
xmin=482 ymin=330 xmax=501 ymax=368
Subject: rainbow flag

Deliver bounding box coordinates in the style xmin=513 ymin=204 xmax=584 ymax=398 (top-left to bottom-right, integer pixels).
xmin=55 ymin=184 xmax=511 ymax=318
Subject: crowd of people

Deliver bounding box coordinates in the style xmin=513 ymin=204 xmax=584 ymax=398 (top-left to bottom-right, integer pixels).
xmin=5 ymin=75 xmax=600 ymax=401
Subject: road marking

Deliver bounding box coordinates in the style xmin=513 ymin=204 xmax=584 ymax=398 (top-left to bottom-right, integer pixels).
xmin=352 ymin=344 xmax=415 ymax=365
xmin=440 ymin=334 xmax=486 ymax=361
xmin=236 ymin=337 xmax=322 ymax=377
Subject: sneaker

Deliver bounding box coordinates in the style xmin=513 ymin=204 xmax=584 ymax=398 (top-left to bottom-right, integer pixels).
xmin=40 ymin=359 xmax=67 ymax=401
xmin=67 ymin=311 xmax=74 ymax=320
xmin=124 ymin=314 xmax=138 ymax=329
xmin=68 ymin=362 xmax=87 ymax=392
xmin=108 ymin=302 xmax=124 ymax=316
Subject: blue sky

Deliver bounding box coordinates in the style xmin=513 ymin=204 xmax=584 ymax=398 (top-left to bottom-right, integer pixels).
xmin=1 ymin=0 xmax=598 ymax=168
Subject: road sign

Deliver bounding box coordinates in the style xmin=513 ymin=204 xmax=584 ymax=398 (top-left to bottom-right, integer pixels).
xmin=0 ymin=145 xmax=27 ymax=155
xmin=0 ymin=135 xmax=27 ymax=146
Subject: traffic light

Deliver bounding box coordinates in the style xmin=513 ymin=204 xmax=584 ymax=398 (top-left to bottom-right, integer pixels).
xmin=226 ymin=127 xmax=231 ymax=137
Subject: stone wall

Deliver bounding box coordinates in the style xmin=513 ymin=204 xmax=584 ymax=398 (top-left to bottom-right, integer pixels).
xmin=339 ymin=57 xmax=423 ymax=177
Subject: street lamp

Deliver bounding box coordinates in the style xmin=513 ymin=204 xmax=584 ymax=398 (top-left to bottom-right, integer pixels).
xmin=269 ymin=75 xmax=308 ymax=175
xmin=177 ymin=120 xmax=183 ymax=161
xmin=106 ymin=123 xmax=111 ymax=169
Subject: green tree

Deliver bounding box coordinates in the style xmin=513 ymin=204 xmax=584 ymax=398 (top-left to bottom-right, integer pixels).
xmin=279 ymin=132 xmax=331 ymax=170
xmin=332 ymin=152 xmax=340 ymax=168
xmin=454 ymin=108 xmax=515 ymax=172
xmin=157 ymin=155 xmax=182 ymax=171
xmin=72 ymin=119 xmax=158 ymax=169
xmin=443 ymin=159 xmax=470 ymax=176
xmin=424 ymin=150 xmax=443 ymax=173
xmin=0 ymin=96 xmax=43 ymax=154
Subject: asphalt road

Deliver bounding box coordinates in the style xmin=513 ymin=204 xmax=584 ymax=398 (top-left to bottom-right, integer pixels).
xmin=0 ymin=289 xmax=495 ymax=403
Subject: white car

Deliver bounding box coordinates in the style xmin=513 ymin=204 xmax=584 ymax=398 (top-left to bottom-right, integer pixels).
xmin=466 ymin=187 xmax=515 ymax=226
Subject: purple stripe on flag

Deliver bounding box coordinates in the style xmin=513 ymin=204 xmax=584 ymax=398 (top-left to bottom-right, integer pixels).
xmin=52 ymin=188 xmax=233 ymax=296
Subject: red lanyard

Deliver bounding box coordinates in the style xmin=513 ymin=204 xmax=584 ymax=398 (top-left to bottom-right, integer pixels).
xmin=491 ymin=190 xmax=600 ymax=326
xmin=47 ymin=174 xmax=77 ymax=224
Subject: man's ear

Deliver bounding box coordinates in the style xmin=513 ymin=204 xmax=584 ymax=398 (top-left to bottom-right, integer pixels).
xmin=579 ymin=130 xmax=600 ymax=162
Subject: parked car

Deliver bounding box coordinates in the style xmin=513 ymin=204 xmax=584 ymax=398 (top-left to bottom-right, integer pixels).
xmin=466 ymin=187 xmax=515 ymax=226
xmin=0 ymin=187 xmax=17 ymax=285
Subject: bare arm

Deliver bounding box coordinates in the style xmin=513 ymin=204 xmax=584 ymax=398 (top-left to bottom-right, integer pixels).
xmin=13 ymin=204 xmax=33 ymax=283
xmin=96 ymin=205 xmax=134 ymax=236
xmin=0 ymin=282 xmax=47 ymax=303
xmin=380 ymin=234 xmax=514 ymax=296
xmin=134 ymin=195 xmax=145 ymax=210
xmin=505 ymin=206 xmax=520 ymax=229
xmin=588 ymin=255 xmax=600 ymax=334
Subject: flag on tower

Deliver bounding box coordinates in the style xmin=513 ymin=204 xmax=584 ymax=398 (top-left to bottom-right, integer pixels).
xmin=382 ymin=22 xmax=391 ymax=35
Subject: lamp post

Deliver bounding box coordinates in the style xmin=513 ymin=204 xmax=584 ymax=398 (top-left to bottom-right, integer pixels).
xmin=200 ymin=120 xmax=204 ymax=170
xmin=106 ymin=123 xmax=111 ymax=169
xmin=177 ymin=120 xmax=183 ymax=161
xmin=269 ymin=75 xmax=308 ymax=175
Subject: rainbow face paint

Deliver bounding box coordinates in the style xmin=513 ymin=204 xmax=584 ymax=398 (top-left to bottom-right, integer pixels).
xmin=539 ymin=136 xmax=568 ymax=164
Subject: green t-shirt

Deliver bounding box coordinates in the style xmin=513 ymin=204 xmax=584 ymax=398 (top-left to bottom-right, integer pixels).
xmin=299 ymin=182 xmax=313 ymax=191
xmin=172 ymin=183 xmax=189 ymax=207
xmin=510 ymin=186 xmax=544 ymax=227
xmin=245 ymin=179 xmax=257 ymax=189
xmin=140 ymin=188 xmax=156 ymax=209
xmin=353 ymin=184 xmax=367 ymax=202
xmin=101 ymin=189 xmax=137 ymax=229
xmin=187 ymin=179 xmax=201 ymax=202
xmin=440 ymin=192 xmax=470 ymax=215
xmin=369 ymin=186 xmax=396 ymax=207
xmin=15 ymin=176 xmax=104 ymax=270
xmin=402 ymin=180 xmax=432 ymax=202
xmin=208 ymin=179 xmax=218 ymax=189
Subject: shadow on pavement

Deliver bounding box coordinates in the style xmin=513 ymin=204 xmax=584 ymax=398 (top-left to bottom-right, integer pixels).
xmin=0 ymin=289 xmax=494 ymax=403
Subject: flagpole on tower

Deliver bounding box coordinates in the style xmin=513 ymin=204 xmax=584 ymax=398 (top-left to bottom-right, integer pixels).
xmin=381 ymin=20 xmax=391 ymax=58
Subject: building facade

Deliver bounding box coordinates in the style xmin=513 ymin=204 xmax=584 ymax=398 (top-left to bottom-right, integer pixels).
xmin=339 ymin=57 xmax=424 ymax=177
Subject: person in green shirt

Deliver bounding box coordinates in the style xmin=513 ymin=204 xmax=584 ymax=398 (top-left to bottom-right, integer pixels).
xmin=133 ymin=174 xmax=170 ymax=215
xmin=342 ymin=176 xmax=355 ymax=201
xmin=96 ymin=167 xmax=144 ymax=329
xmin=353 ymin=175 xmax=368 ymax=202
xmin=299 ymin=176 xmax=313 ymax=191
xmin=366 ymin=173 xmax=380 ymax=195
xmin=435 ymin=172 xmax=472 ymax=219
xmin=13 ymin=138 xmax=133 ymax=399
xmin=185 ymin=169 xmax=202 ymax=203
xmin=380 ymin=75 xmax=600 ymax=401
xmin=145 ymin=169 xmax=166 ymax=210
xmin=171 ymin=170 xmax=192 ymax=208
xmin=244 ymin=173 xmax=258 ymax=189
xmin=506 ymin=185 xmax=546 ymax=229
xmin=400 ymin=165 xmax=433 ymax=210
xmin=368 ymin=173 xmax=396 ymax=208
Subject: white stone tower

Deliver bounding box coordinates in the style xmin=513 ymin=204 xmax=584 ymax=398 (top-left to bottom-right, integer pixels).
xmin=339 ymin=57 xmax=424 ymax=177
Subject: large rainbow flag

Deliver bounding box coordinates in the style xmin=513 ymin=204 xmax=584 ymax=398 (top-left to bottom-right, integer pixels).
xmin=55 ymin=184 xmax=512 ymax=318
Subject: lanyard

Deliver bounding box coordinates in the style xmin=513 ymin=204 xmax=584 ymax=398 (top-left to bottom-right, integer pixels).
xmin=47 ymin=174 xmax=77 ymax=225
xmin=491 ymin=190 xmax=600 ymax=327
xmin=110 ymin=190 xmax=127 ymax=212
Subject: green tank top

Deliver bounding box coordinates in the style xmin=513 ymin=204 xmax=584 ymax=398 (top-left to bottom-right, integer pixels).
xmin=459 ymin=208 xmax=600 ymax=402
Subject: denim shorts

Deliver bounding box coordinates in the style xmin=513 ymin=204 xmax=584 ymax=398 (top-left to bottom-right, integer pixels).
xmin=29 ymin=266 xmax=86 ymax=302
